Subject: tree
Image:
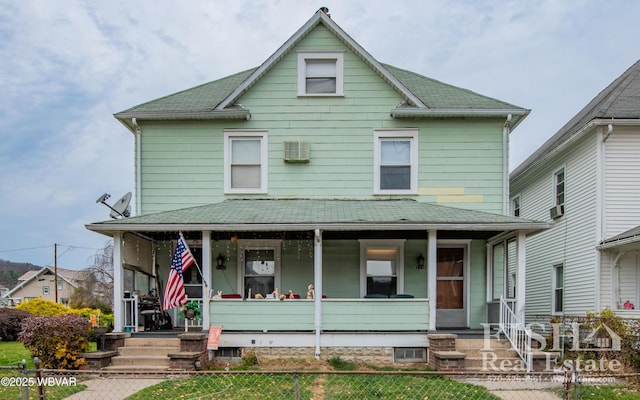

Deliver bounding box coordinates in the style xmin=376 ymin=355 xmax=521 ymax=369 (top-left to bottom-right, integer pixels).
xmin=70 ymin=240 xmax=113 ymax=312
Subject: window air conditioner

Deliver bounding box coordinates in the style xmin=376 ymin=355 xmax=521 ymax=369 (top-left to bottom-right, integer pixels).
xmin=283 ymin=141 xmax=310 ymax=163
xmin=550 ymin=204 xmax=564 ymax=219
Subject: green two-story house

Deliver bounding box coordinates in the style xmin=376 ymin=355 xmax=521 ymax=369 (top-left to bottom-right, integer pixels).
xmin=87 ymin=9 xmax=549 ymax=362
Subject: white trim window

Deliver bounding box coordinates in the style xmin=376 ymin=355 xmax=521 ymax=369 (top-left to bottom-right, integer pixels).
xmin=237 ymin=240 xmax=282 ymax=299
xmin=224 ymin=131 xmax=268 ymax=194
xmin=43 ymin=286 xmax=50 ymax=295
xmin=552 ymin=263 xmax=564 ymax=314
xmin=298 ymin=51 xmax=344 ymax=96
xmin=359 ymin=239 xmax=405 ymax=297
xmin=511 ymin=195 xmax=521 ymax=217
xmin=374 ymin=130 xmax=418 ymax=194
xmin=554 ymin=168 xmax=565 ymax=207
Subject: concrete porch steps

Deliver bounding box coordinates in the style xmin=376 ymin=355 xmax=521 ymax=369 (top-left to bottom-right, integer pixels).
xmin=103 ymin=337 xmax=180 ymax=371
xmin=456 ymin=338 xmax=523 ymax=371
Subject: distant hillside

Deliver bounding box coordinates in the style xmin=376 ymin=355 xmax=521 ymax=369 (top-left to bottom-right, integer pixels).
xmin=0 ymin=259 xmax=41 ymax=290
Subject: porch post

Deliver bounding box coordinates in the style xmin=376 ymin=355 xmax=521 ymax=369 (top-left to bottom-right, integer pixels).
xmin=112 ymin=232 xmax=124 ymax=332
xmin=202 ymin=230 xmax=212 ymax=331
xmin=314 ymin=229 xmax=323 ymax=359
xmin=516 ymin=230 xmax=526 ymax=321
xmin=428 ymin=229 xmax=437 ymax=330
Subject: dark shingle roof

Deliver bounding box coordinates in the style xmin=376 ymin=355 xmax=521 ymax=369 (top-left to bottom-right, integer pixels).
xmin=87 ymin=199 xmax=549 ymax=232
xmin=511 ymin=59 xmax=640 ymax=180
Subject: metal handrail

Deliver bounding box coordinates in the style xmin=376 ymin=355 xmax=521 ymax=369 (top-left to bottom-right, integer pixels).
xmin=499 ymin=296 xmax=533 ymax=372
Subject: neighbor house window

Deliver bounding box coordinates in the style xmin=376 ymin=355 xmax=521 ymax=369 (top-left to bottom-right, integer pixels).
xmin=374 ymin=131 xmax=418 ymax=194
xmin=553 ymin=264 xmax=564 ymax=313
xmin=224 ymin=131 xmax=268 ymax=193
xmin=238 ymin=240 xmax=281 ymax=299
xmin=554 ymin=168 xmax=565 ymax=206
xmin=43 ymin=286 xmax=50 ymax=295
xmin=512 ymin=195 xmax=521 ymax=217
xmin=298 ymin=52 xmax=344 ymax=96
xmin=57 ymin=280 xmax=63 ymax=290
xmin=360 ymin=240 xmax=405 ymax=297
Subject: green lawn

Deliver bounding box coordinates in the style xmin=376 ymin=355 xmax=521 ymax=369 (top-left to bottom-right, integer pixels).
xmin=0 ymin=341 xmax=33 ymax=368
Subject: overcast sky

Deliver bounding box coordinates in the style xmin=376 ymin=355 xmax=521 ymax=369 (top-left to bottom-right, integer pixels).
xmin=1 ymin=0 xmax=639 ymax=270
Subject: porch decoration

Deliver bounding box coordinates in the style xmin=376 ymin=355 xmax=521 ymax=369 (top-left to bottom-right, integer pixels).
xmin=307 ymin=284 xmax=314 ymax=299
xmin=180 ymin=300 xmax=202 ymax=320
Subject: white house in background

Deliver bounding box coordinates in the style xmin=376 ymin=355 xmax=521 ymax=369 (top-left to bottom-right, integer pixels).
xmin=4 ymin=266 xmax=84 ymax=306
xmin=510 ymin=59 xmax=640 ymax=320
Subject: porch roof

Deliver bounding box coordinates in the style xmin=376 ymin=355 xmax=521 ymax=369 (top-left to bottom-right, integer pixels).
xmin=86 ymin=199 xmax=550 ymax=235
xmin=598 ymin=225 xmax=640 ymax=250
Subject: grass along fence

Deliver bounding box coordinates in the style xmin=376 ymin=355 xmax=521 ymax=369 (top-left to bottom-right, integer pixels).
xmin=2 ymin=368 xmax=639 ymax=400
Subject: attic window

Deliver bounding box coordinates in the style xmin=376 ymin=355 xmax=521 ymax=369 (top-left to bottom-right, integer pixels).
xmin=298 ymin=52 xmax=344 ymax=96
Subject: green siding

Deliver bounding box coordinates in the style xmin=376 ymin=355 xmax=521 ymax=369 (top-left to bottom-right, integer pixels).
xmin=469 ymin=240 xmax=488 ymax=329
xmin=322 ymin=300 xmax=429 ymax=331
xmin=322 ymin=240 xmax=360 ymax=298
xmin=404 ymin=240 xmax=429 ymax=297
xmin=138 ymin=25 xmax=505 ymax=215
xmin=210 ymin=300 xmax=315 ymax=331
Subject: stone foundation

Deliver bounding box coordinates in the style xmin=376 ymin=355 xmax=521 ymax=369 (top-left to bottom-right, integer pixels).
xmin=244 ymin=346 xmax=396 ymax=364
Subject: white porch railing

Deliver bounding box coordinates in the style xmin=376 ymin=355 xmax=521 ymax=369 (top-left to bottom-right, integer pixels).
xmin=123 ymin=295 xmax=139 ymax=332
xmin=499 ymin=296 xmax=532 ymax=372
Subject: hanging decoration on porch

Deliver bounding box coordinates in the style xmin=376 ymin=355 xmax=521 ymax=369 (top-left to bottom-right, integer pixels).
xmin=180 ymin=300 xmax=202 ymax=320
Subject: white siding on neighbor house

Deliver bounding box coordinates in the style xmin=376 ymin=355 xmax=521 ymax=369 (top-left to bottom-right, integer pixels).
xmin=617 ymin=252 xmax=639 ymax=309
xmin=603 ymin=126 xmax=640 ymax=239
xmin=599 ymin=251 xmax=614 ymax=309
xmin=512 ymin=131 xmax=599 ymax=319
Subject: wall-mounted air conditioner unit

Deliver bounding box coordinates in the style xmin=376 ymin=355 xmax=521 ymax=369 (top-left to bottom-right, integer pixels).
xmin=550 ymin=204 xmax=564 ymax=219
xmin=283 ymin=141 xmax=310 ymax=163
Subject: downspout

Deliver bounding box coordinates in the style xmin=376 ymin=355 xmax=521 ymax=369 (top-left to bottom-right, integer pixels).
xmin=132 ymin=118 xmax=142 ymax=216
xmin=314 ymin=229 xmax=323 ymax=359
xmin=503 ymin=114 xmax=512 ymax=215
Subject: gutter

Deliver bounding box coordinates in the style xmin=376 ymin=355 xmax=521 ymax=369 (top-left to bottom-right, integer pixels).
xmin=133 ymin=118 xmax=142 ymax=215
xmin=503 ymin=114 xmax=512 ymax=214
xmin=114 ymin=109 xmax=251 ymax=134
xmin=86 ymin=221 xmax=553 ymax=235
xmin=390 ymin=108 xmax=529 ymax=130
xmin=597 ymin=234 xmax=640 ymax=250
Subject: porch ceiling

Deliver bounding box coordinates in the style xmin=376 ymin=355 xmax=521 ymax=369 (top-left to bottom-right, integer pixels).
xmin=86 ymin=199 xmax=551 ymax=238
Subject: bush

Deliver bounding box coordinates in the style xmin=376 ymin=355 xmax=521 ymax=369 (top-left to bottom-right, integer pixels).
xmin=66 ymin=307 xmax=114 ymax=330
xmin=18 ymin=314 xmax=91 ymax=369
xmin=16 ymin=298 xmax=68 ymax=316
xmin=0 ymin=308 xmax=31 ymax=341
xmin=328 ymin=356 xmax=356 ymax=371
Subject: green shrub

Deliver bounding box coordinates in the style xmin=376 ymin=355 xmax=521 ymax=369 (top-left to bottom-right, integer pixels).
xmin=16 ymin=298 xmax=68 ymax=316
xmin=242 ymin=350 xmax=259 ymax=367
xmin=18 ymin=314 xmax=91 ymax=369
xmin=0 ymin=308 xmax=31 ymax=341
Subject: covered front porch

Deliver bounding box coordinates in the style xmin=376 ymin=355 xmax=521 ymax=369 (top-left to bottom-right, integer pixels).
xmin=599 ymin=225 xmax=640 ymax=316
xmin=86 ymin=199 xmax=550 ymax=354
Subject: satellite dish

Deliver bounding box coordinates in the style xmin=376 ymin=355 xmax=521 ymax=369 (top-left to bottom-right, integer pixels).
xmin=110 ymin=192 xmax=132 ymax=219
xmin=96 ymin=192 xmax=132 ymax=219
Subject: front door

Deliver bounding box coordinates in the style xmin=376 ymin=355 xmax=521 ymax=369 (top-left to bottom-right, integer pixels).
xmin=436 ymin=247 xmax=466 ymax=328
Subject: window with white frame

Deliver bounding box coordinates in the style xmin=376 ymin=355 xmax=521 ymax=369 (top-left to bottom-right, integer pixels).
xmin=374 ymin=130 xmax=418 ymax=194
xmin=238 ymin=240 xmax=281 ymax=299
xmin=224 ymin=131 xmax=268 ymax=193
xmin=552 ymin=263 xmax=564 ymax=313
xmin=511 ymin=195 xmax=521 ymax=217
xmin=554 ymin=169 xmax=565 ymax=206
xmin=298 ymin=52 xmax=344 ymax=96
xmin=43 ymin=286 xmax=50 ymax=295
xmin=360 ymin=240 xmax=405 ymax=297
xmin=57 ymin=279 xmax=63 ymax=290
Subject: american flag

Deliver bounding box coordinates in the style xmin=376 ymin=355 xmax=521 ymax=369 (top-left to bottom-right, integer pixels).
xmin=162 ymin=235 xmax=196 ymax=311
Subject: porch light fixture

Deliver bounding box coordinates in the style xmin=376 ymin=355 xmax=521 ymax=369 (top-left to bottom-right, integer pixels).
xmin=416 ymin=253 xmax=425 ymax=270
xmin=216 ymin=253 xmax=226 ymax=270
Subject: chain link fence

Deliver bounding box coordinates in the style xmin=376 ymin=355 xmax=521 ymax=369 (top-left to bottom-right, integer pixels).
xmin=1 ymin=365 xmax=638 ymax=399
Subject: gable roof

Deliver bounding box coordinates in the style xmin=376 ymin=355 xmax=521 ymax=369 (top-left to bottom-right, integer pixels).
xmin=115 ymin=9 xmax=528 ymax=132
xmin=511 ymin=59 xmax=640 ymax=180
xmin=87 ymin=199 xmax=551 ymax=235
xmin=5 ymin=266 xmax=81 ymax=298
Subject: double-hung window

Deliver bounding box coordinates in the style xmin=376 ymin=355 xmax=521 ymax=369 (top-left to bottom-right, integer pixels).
xmin=554 ymin=168 xmax=565 ymax=207
xmin=552 ymin=263 xmax=564 ymax=313
xmin=298 ymin=52 xmax=344 ymax=96
xmin=374 ymin=130 xmax=418 ymax=194
xmin=511 ymin=195 xmax=521 ymax=217
xmin=224 ymin=131 xmax=268 ymax=193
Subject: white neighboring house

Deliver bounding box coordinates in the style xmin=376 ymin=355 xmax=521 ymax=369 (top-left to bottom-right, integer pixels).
xmin=4 ymin=267 xmax=84 ymax=306
xmin=510 ymin=59 xmax=640 ymax=320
